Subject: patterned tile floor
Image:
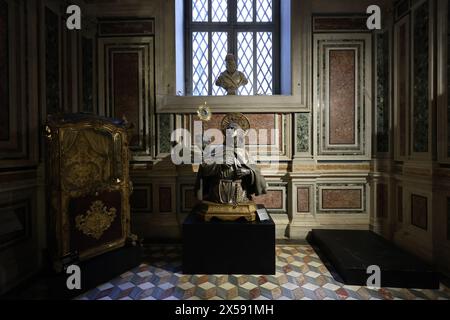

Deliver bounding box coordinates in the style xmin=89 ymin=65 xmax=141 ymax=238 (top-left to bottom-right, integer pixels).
xmin=76 ymin=245 xmax=450 ymax=300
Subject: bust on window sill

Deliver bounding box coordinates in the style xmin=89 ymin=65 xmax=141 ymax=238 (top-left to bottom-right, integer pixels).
xmin=215 ymin=54 xmax=249 ymax=95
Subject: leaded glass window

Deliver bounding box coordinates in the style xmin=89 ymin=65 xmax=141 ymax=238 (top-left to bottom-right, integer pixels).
xmin=187 ymin=0 xmax=279 ymax=96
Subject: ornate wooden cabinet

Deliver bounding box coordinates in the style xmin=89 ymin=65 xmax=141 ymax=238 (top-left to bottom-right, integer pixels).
xmin=45 ymin=114 xmax=133 ymax=270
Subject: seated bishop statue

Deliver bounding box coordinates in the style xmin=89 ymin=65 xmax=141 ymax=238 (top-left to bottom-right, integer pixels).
xmin=194 ymin=113 xmax=267 ymax=221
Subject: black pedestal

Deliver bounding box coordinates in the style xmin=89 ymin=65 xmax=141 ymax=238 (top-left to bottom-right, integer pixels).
xmin=182 ymin=210 xmax=275 ymax=275
xmin=308 ymin=230 xmax=439 ymax=289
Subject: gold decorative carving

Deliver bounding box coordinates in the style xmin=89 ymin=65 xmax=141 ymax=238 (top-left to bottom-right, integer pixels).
xmin=196 ymin=201 xmax=257 ymax=222
xmin=61 ymin=131 xmax=112 ymax=194
xmin=75 ymin=200 xmax=117 ymax=240
xmin=197 ymin=102 xmax=212 ymax=121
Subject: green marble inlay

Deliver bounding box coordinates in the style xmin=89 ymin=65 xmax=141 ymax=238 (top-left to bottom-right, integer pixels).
xmin=376 ymin=32 xmax=390 ymax=153
xmin=296 ymin=113 xmax=309 ymax=153
xmin=45 ymin=8 xmax=60 ymax=114
xmin=159 ymin=114 xmax=172 ymax=154
xmin=82 ymin=37 xmax=94 ymax=112
xmin=413 ymin=1 xmax=429 ymax=153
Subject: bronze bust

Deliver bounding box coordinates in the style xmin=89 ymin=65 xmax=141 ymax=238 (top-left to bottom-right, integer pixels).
xmin=194 ymin=113 xmax=267 ymax=221
xmin=215 ymin=54 xmax=249 ymax=95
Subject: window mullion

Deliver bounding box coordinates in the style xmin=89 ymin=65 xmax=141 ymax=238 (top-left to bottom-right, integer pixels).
xmin=188 ymin=31 xmax=193 ymax=95
xmin=229 ymin=0 xmax=235 ymax=57
xmin=186 ymin=0 xmax=193 ymax=95
xmin=230 ymin=27 xmax=235 ymax=57
xmin=208 ymin=31 xmax=212 ymax=95
xmin=273 ymin=0 xmax=280 ymax=95
xmin=253 ymin=31 xmax=257 ymax=95
xmin=191 ymin=24 xmax=232 ymax=31
xmin=208 ymin=0 xmax=212 ymax=22
xmin=230 ymin=0 xmax=237 ymax=24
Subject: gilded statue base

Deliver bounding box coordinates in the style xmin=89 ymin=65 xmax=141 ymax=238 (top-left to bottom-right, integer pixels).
xmin=196 ymin=201 xmax=257 ymax=222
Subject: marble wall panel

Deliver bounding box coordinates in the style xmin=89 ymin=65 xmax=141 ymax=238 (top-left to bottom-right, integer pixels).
xmin=447 ymin=197 xmax=450 ymax=240
xmin=45 ymin=7 xmax=60 ymax=114
xmin=82 ymin=37 xmax=94 ymax=113
xmin=411 ymin=194 xmax=428 ymax=230
xmin=159 ymin=187 xmax=172 ymax=213
xmin=296 ymin=113 xmax=310 ymax=153
xmin=130 ymin=185 xmax=152 ymax=213
xmin=254 ymin=190 xmax=284 ymax=210
xmin=377 ymin=183 xmax=387 ymax=218
xmin=111 ymin=51 xmax=141 ymax=147
xmin=398 ymin=23 xmax=408 ymax=157
xmin=329 ymin=50 xmax=356 ymax=145
xmin=297 ymin=187 xmax=310 ymax=213
xmin=412 ymin=1 xmax=429 ymax=153
xmin=376 ymin=32 xmax=390 ymax=153
xmin=322 ymin=189 xmax=362 ymax=210
xmin=0 ymin=0 xmax=8 ymax=141
xmin=398 ymin=186 xmax=403 ymax=223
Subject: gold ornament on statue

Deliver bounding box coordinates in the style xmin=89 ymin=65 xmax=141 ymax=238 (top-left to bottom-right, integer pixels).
xmin=197 ymin=102 xmax=212 ymax=121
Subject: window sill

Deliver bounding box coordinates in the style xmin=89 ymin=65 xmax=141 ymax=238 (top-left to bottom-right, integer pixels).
xmin=156 ymin=94 xmax=307 ymax=113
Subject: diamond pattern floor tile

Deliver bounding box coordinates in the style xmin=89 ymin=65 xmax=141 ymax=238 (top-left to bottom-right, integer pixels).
xmin=217 ymin=283 xmax=238 ymax=300
xmin=75 ymin=245 xmax=450 ymax=301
